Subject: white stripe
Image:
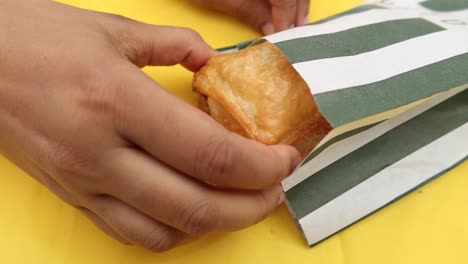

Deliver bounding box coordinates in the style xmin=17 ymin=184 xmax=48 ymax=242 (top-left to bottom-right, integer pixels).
xmin=264 ymin=9 xmax=418 ymax=43
xmin=299 ymin=122 xmax=468 ymax=246
xmin=370 ymin=0 xmax=468 ymax=16
xmin=294 ymin=30 xmax=468 ymax=95
xmin=368 ymin=0 xmax=431 ymax=12
xmin=282 ymin=86 xmax=467 ymax=191
xmin=425 ymin=13 xmax=468 ymax=30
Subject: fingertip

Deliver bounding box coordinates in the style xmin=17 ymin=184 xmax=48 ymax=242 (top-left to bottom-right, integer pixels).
xmin=271 ymin=0 xmax=297 ymax=32
xmin=150 ymin=26 xmax=216 ymax=72
xmin=296 ymin=0 xmax=310 ymax=26
xmin=277 ymin=191 xmax=286 ymax=206
xmin=183 ymin=44 xmax=218 ymax=72
xmin=269 ymin=145 xmax=302 ymax=176
xmin=272 ymin=21 xmax=293 ymax=33
xmin=295 ymin=15 xmax=309 ymax=26
xmin=290 ymin=151 xmax=302 ymax=173
xmin=260 ymin=184 xmax=285 ymax=214
xmin=261 ymin=22 xmax=275 ymax=35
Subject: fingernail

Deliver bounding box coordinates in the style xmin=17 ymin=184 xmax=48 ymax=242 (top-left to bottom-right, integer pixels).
xmin=304 ymin=16 xmax=309 ymax=25
xmin=277 ymin=192 xmax=286 ymax=206
xmin=262 ymin=22 xmax=274 ymax=35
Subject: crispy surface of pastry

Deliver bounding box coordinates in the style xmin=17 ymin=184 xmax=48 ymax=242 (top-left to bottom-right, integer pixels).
xmin=193 ymin=41 xmax=332 ymax=157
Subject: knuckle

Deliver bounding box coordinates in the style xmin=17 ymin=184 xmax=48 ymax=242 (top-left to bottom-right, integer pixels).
xmin=46 ymin=141 xmax=84 ymax=175
xmin=111 ymin=30 xmax=140 ymax=63
xmin=44 ymin=139 xmax=104 ymax=186
xmin=74 ymin=65 xmax=102 ymax=88
xmin=68 ymin=66 xmax=123 ymax=119
xmin=141 ymin=227 xmax=179 ymax=253
xmin=194 ymin=136 xmax=235 ymax=185
xmin=181 ymin=27 xmax=202 ymax=41
xmin=81 ymin=71 xmax=121 ymax=118
xmin=65 ymin=67 xmax=124 ymax=135
xmin=237 ymin=0 xmax=253 ymax=16
xmin=179 ymin=199 xmax=218 ymax=235
xmin=235 ymin=1 xmax=267 ymax=28
xmin=98 ymin=14 xmax=141 ymax=63
xmin=106 ymin=13 xmax=133 ymax=24
xmin=59 ymin=62 xmax=105 ymax=95
xmin=97 ymin=12 xmax=136 ymax=34
xmin=271 ymin=0 xmax=296 ymax=8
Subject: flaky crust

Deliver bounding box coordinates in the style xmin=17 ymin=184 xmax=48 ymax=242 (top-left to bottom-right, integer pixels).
xmin=193 ymin=41 xmax=332 ymax=157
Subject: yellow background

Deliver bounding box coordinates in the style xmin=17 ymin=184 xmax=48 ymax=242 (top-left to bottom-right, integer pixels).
xmin=1 ymin=0 xmax=467 ymax=263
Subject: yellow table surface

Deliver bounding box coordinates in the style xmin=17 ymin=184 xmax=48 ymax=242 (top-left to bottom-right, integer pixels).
xmin=1 ymin=1 xmax=467 ymax=263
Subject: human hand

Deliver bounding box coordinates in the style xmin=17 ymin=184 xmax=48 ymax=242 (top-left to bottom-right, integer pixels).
xmin=0 ymin=0 xmax=301 ymax=251
xmin=192 ymin=0 xmax=310 ymax=35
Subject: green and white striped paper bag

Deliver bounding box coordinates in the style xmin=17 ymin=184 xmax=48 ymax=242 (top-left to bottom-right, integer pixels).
xmin=219 ymin=0 xmax=468 ymax=246
xmin=274 ymin=0 xmax=468 ymax=246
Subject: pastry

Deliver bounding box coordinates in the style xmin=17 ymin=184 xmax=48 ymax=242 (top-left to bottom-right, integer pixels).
xmin=193 ymin=40 xmax=332 ymax=157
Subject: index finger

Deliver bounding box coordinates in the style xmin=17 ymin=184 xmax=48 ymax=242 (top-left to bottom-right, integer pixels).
xmin=296 ymin=0 xmax=310 ymax=26
xmin=115 ymin=66 xmax=300 ymax=189
xmin=97 ymin=14 xmax=216 ymax=71
xmin=270 ymin=0 xmax=297 ymax=31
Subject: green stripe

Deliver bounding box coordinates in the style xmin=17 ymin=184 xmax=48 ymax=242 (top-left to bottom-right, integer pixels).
xmin=421 ymin=0 xmax=468 ymax=11
xmin=215 ymin=5 xmax=382 ymax=52
xmin=217 ymin=45 xmax=238 ymax=53
xmin=316 ymin=52 xmax=468 ymax=127
xmin=216 ymin=40 xmax=255 ymax=53
xmin=307 ymin=156 xmax=468 ymax=247
xmin=301 ymin=121 xmax=383 ymax=166
xmin=275 ymin=18 xmax=444 ymax=63
xmin=237 ymin=40 xmax=255 ymax=50
xmin=216 ymin=5 xmax=383 ymax=52
xmin=309 ymin=5 xmax=384 ymax=26
xmin=286 ymin=89 xmax=468 ymax=220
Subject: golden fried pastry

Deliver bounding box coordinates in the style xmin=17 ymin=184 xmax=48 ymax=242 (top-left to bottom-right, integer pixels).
xmin=193 ymin=41 xmax=332 ymax=157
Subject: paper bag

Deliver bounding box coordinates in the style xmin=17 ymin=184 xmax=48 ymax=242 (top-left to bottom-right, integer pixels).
xmin=220 ymin=0 xmax=468 ymax=246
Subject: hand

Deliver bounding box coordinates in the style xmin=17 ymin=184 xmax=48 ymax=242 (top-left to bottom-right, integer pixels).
xmin=0 ymin=0 xmax=300 ymax=252
xmin=192 ymin=0 xmax=310 ymax=35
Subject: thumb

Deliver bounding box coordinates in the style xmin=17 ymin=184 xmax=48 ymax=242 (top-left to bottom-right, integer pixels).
xmin=98 ymin=14 xmax=216 ymax=71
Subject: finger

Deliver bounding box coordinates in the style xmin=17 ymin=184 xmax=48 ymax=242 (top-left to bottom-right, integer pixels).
xmin=270 ymin=0 xmax=297 ymax=31
xmin=100 ymin=147 xmax=285 ymax=236
xmin=97 ymin=14 xmax=216 ymax=71
xmin=228 ymin=0 xmax=273 ymax=35
xmin=191 ymin=0 xmax=273 ymax=35
xmin=0 ymin=145 xmax=80 ymax=206
xmin=234 ymin=1 xmax=273 ymax=35
xmin=78 ymin=207 xmax=131 ymax=245
xmin=296 ymin=0 xmax=310 ymax=26
xmin=87 ymin=195 xmax=190 ymax=252
xmin=0 ymin=138 xmax=132 ymax=245
xmin=113 ymin=66 xmax=301 ymax=189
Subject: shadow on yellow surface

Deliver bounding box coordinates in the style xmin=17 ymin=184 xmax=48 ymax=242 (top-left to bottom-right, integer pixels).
xmin=1 ymin=0 xmax=467 ymax=263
